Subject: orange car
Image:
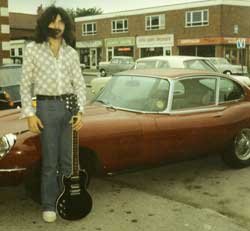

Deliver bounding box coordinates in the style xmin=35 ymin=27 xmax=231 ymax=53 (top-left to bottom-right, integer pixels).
xmin=1 ymin=68 xmax=250 ymax=187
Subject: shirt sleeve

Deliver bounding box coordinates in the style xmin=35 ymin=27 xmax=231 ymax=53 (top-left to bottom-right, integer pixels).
xmin=20 ymin=45 xmax=36 ymax=119
xmin=71 ymin=50 xmax=87 ymax=114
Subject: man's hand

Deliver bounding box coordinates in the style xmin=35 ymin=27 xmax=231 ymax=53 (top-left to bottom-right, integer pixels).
xmin=71 ymin=112 xmax=83 ymax=131
xmin=27 ymin=115 xmax=44 ymax=133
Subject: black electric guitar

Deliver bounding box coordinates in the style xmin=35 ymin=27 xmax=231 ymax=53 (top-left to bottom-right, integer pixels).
xmin=56 ymin=94 xmax=92 ymax=220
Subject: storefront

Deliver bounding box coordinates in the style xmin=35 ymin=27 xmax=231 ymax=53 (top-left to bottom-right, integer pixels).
xmin=177 ymin=37 xmax=250 ymax=66
xmin=105 ymin=37 xmax=135 ymax=61
xmin=136 ymin=34 xmax=174 ymax=58
xmin=76 ymin=40 xmax=103 ymax=69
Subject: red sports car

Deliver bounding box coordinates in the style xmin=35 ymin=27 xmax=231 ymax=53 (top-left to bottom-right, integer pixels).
xmin=1 ymin=68 xmax=250 ymax=187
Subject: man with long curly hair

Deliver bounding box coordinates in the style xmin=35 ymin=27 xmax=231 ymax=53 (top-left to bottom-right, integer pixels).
xmin=20 ymin=5 xmax=86 ymax=223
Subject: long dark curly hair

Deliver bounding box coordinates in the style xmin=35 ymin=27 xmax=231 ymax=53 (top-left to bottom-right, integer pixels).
xmin=34 ymin=5 xmax=75 ymax=47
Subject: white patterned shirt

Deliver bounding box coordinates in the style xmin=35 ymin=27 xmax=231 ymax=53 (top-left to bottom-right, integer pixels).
xmin=20 ymin=41 xmax=86 ymax=118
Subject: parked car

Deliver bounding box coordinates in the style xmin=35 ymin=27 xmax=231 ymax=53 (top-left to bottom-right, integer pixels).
xmin=208 ymin=57 xmax=248 ymax=75
xmin=91 ymin=55 xmax=250 ymax=97
xmin=0 ymin=64 xmax=22 ymax=110
xmin=1 ymin=68 xmax=250 ymax=188
xmin=98 ymin=56 xmax=135 ymax=77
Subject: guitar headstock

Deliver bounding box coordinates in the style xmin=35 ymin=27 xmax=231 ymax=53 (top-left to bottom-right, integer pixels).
xmin=65 ymin=94 xmax=79 ymax=116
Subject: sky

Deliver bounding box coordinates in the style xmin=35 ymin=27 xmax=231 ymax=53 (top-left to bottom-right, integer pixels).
xmin=8 ymin=0 xmax=207 ymax=14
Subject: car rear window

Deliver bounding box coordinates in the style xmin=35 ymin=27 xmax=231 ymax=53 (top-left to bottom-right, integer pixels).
xmin=184 ymin=60 xmax=216 ymax=72
xmin=135 ymin=60 xmax=157 ymax=69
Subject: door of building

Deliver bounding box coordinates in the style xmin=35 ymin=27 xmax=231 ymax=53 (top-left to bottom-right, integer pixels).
xmin=90 ymin=48 xmax=97 ymax=69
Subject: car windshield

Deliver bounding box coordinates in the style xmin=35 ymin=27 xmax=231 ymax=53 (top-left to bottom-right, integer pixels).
xmin=94 ymin=75 xmax=170 ymax=112
xmin=183 ymin=59 xmax=217 ymax=72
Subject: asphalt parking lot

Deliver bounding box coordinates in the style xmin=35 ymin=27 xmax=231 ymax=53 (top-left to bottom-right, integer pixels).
xmin=1 ymin=154 xmax=250 ymax=231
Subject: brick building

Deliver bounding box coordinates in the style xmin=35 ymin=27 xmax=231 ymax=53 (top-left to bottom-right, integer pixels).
xmin=0 ymin=0 xmax=10 ymax=65
xmin=9 ymin=12 xmax=37 ymax=63
xmin=75 ymin=0 xmax=250 ymax=70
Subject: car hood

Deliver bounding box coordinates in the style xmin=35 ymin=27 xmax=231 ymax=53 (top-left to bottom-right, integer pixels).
xmin=0 ymin=104 xmax=137 ymax=137
xmin=0 ymin=108 xmax=28 ymax=137
xmin=84 ymin=103 xmax=135 ymax=119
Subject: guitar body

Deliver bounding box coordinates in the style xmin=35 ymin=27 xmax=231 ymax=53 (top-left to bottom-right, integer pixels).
xmin=57 ymin=170 xmax=93 ymax=220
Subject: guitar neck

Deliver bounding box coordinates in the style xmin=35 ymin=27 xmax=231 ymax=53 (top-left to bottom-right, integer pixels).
xmin=72 ymin=116 xmax=80 ymax=177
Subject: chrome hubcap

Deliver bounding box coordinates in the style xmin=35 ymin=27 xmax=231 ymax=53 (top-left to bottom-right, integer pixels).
xmin=235 ymin=129 xmax=250 ymax=160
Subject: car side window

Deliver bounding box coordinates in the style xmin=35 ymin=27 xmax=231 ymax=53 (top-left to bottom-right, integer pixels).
xmin=120 ymin=59 xmax=130 ymax=64
xmin=111 ymin=58 xmax=119 ymax=64
xmin=172 ymin=77 xmax=216 ymax=110
xmin=219 ymin=78 xmax=244 ymax=103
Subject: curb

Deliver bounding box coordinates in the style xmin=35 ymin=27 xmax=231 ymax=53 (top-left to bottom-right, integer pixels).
xmin=83 ymin=71 xmax=99 ymax=76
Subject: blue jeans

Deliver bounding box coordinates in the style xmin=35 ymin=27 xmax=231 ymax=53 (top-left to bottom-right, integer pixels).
xmin=36 ymin=99 xmax=72 ymax=211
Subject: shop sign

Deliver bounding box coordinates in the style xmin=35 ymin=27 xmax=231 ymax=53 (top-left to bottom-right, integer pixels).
xmin=76 ymin=40 xmax=102 ymax=48
xmin=236 ymin=39 xmax=245 ymax=49
xmin=105 ymin=37 xmax=135 ymax=47
xmin=136 ymin=34 xmax=174 ymax=48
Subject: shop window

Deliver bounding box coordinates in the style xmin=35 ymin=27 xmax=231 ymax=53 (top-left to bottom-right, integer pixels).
xmin=145 ymin=14 xmax=165 ymax=30
xmin=185 ymin=9 xmax=208 ymax=27
xmin=112 ymin=19 xmax=128 ymax=33
xmin=82 ymin=22 xmax=96 ymax=35
xmin=141 ymin=47 xmax=163 ymax=58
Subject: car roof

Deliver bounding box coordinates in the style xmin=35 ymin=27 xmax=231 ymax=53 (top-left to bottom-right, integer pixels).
xmin=136 ymin=55 xmax=207 ymax=62
xmin=114 ymin=68 xmax=227 ymax=79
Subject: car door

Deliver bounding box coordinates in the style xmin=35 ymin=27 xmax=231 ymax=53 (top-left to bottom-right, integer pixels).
xmin=140 ymin=76 xmax=233 ymax=164
xmin=107 ymin=58 xmax=119 ymax=74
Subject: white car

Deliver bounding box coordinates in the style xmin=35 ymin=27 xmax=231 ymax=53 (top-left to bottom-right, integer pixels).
xmin=208 ymin=57 xmax=248 ymax=75
xmin=91 ymin=56 xmax=216 ymax=96
xmin=90 ymin=56 xmax=250 ymax=97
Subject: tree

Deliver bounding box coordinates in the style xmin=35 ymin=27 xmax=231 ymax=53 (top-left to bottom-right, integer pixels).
xmin=66 ymin=7 xmax=103 ymax=19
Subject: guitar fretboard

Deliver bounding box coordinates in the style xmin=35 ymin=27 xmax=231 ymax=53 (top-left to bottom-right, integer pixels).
xmin=72 ymin=116 xmax=79 ymax=177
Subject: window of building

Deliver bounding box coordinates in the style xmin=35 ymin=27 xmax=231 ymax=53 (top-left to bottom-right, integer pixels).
xmin=10 ymin=48 xmax=15 ymax=56
xmin=82 ymin=23 xmax=96 ymax=35
xmin=18 ymin=48 xmax=22 ymax=56
xmin=112 ymin=19 xmax=128 ymax=33
xmin=185 ymin=9 xmax=208 ymax=27
xmin=145 ymin=14 xmax=165 ymax=30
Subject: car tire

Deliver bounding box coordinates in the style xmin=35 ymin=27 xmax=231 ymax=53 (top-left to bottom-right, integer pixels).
xmin=222 ymin=128 xmax=250 ymax=168
xmin=224 ymin=70 xmax=232 ymax=75
xmin=100 ymin=69 xmax=107 ymax=77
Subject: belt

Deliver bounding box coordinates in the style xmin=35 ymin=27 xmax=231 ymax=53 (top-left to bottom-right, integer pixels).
xmin=36 ymin=94 xmax=69 ymax=101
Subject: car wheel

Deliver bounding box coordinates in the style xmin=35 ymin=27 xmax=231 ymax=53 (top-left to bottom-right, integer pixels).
xmin=100 ymin=69 xmax=107 ymax=77
xmin=222 ymin=128 xmax=250 ymax=168
xmin=224 ymin=70 xmax=232 ymax=75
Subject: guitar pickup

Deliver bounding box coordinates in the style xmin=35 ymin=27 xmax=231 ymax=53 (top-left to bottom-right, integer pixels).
xmin=70 ymin=184 xmax=80 ymax=189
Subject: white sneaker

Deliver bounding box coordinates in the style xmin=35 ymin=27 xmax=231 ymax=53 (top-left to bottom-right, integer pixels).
xmin=42 ymin=211 xmax=57 ymax=223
